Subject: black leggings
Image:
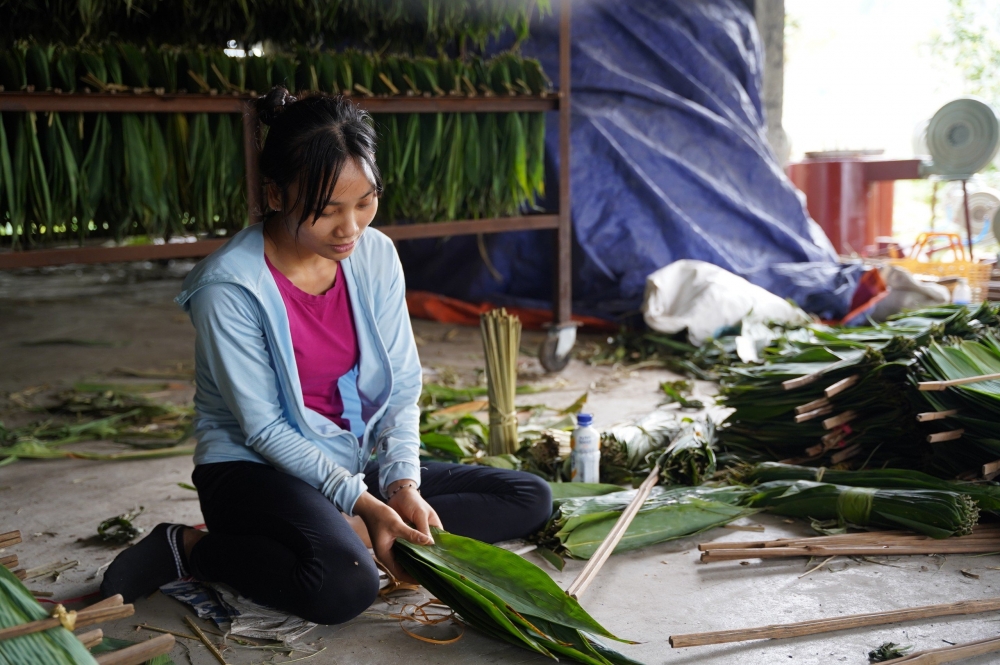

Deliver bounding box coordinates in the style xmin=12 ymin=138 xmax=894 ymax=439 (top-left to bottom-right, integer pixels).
xmin=188 ymin=460 xmax=551 ymax=625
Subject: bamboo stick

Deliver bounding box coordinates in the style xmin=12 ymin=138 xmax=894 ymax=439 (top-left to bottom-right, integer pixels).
xmin=782 ymin=373 xmax=821 ymax=391
xmin=0 ymin=555 xmax=17 ymax=569
xmin=822 ymin=410 xmax=857 ymax=430
xmin=700 ymin=531 xmax=1000 ymax=552
xmin=919 ymin=372 xmax=1000 ymax=391
xmin=566 ymin=464 xmax=661 ymax=600
xmin=795 ymin=397 xmax=830 ymax=415
xmin=668 ymin=597 xmax=1000 ymax=648
xmin=0 ymin=531 xmax=21 ymax=548
xmin=927 ymin=430 xmax=964 ymax=443
xmin=795 ymin=406 xmax=833 ymax=423
xmin=94 ymin=634 xmax=175 ymax=665
xmin=825 ymin=375 xmax=860 ymax=397
xmin=916 ymin=409 xmax=959 ymax=422
xmin=76 ymin=628 xmax=103 ymax=649
xmin=0 ymin=601 xmax=133 ymax=642
xmin=893 ymin=635 xmax=1000 ymax=664
xmin=184 ymin=615 xmax=229 ymax=665
xmin=829 ymin=443 xmax=862 ymax=464
xmin=700 ymin=542 xmax=1000 ymax=562
xmin=86 ymin=595 xmax=124 ymax=611
xmin=982 ymin=459 xmax=1000 ymax=481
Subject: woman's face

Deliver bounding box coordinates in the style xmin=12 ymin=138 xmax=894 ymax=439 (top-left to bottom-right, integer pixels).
xmin=268 ymin=157 xmax=379 ymax=261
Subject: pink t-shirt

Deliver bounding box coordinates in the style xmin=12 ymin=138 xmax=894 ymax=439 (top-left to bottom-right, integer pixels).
xmin=266 ymin=256 xmax=360 ymax=431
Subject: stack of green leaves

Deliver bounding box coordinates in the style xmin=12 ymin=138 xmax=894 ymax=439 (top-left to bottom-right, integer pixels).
xmin=0 ymin=43 xmax=550 ymax=247
xmin=533 ymin=485 xmax=753 ymax=563
xmin=0 ymin=0 xmax=549 ymax=53
xmin=737 ymin=462 xmax=1000 ymax=513
xmin=914 ymin=333 xmax=1000 ymax=476
xmin=745 ymin=480 xmax=979 ymax=538
xmin=0 ymin=564 xmax=100 ymax=664
xmin=717 ymin=304 xmax=1000 ymax=471
xmin=394 ymin=528 xmax=642 ymax=665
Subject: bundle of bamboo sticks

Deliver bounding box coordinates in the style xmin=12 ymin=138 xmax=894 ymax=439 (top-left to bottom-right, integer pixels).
xmin=699 ymin=524 xmax=1000 ymax=563
xmin=480 ymin=308 xmax=521 ymax=456
xmin=0 ymin=530 xmax=24 ymax=579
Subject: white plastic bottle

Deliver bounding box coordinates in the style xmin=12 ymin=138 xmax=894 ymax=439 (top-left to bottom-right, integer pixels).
xmin=571 ymin=413 xmax=601 ymax=483
xmin=952 ymin=278 xmax=972 ymax=305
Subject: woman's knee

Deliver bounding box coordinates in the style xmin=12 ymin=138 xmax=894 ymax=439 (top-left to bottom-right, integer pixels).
xmin=518 ymin=472 xmax=553 ymax=532
xmin=295 ymin=553 xmax=380 ymax=625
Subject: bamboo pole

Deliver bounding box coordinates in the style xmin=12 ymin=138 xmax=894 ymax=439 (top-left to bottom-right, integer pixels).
xmin=919 ymin=372 xmax=1000 ymax=391
xmin=893 ymin=635 xmax=1000 ymax=664
xmin=700 ymin=542 xmax=1000 ymax=562
xmin=0 ymin=600 xmax=133 ymax=642
xmin=668 ymin=597 xmax=1000 ymax=648
xmin=94 ymin=634 xmax=175 ymax=665
xmin=566 ymin=464 xmax=660 ymax=599
xmin=76 ymin=628 xmax=104 ymax=649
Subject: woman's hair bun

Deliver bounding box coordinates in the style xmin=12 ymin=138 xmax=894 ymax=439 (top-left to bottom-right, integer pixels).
xmin=256 ymin=86 xmax=298 ymax=126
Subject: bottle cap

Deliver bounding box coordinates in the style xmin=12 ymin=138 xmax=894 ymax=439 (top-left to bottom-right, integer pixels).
xmin=577 ymin=413 xmax=593 ymax=426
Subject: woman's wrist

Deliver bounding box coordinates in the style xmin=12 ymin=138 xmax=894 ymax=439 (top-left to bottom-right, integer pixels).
xmin=386 ymin=480 xmax=419 ymax=502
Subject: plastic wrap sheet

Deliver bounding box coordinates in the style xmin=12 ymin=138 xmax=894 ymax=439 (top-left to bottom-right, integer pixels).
xmin=397 ymin=0 xmax=855 ymax=321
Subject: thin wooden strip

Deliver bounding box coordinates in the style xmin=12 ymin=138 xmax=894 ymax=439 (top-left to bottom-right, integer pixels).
xmin=566 ymin=464 xmax=661 ymax=599
xmin=94 ymin=634 xmax=175 ymax=665
xmin=701 ymin=543 xmax=1000 ymax=562
xmin=919 ymin=372 xmax=1000 ymax=391
xmin=782 ymin=373 xmax=821 ymax=391
xmin=916 ymin=409 xmax=959 ymax=422
xmin=928 ymin=430 xmax=964 ymax=443
xmin=76 ymin=628 xmax=103 ymax=649
xmin=893 ymin=635 xmax=1000 ymax=664
xmin=86 ymin=595 xmax=124 ymax=612
xmin=668 ymin=597 xmax=1000 ymax=648
xmin=825 ymin=375 xmax=860 ymax=397
xmin=184 ymin=615 xmax=229 ymax=665
xmin=0 ymin=555 xmax=17 ymax=568
xmin=983 ymin=459 xmax=1000 ymax=480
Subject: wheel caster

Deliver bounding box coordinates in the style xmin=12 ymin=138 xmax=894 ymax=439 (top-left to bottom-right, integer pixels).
xmin=539 ymin=323 xmax=578 ymax=373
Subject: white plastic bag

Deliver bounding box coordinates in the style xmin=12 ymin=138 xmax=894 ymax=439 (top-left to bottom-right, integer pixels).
xmin=642 ymin=260 xmax=809 ymax=345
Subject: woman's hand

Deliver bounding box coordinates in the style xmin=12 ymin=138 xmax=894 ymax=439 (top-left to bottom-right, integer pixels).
xmin=352 ymin=492 xmax=430 ymax=583
xmin=387 ymin=482 xmax=443 ymax=540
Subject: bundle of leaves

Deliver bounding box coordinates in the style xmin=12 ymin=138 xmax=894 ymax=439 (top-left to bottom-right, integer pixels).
xmin=599 ymin=411 xmax=681 ymax=484
xmin=737 ymin=462 xmax=1000 ymax=513
xmin=745 ymin=480 xmax=979 ymax=538
xmin=914 ymin=333 xmax=1000 ymax=476
xmin=394 ymin=528 xmax=641 ymax=665
xmin=657 ymin=419 xmax=717 ymax=486
xmin=0 ymin=43 xmax=550 ymax=247
xmin=533 ymin=485 xmax=752 ymax=563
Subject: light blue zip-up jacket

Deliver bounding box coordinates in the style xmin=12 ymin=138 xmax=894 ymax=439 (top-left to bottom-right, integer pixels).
xmin=175 ymin=224 xmax=422 ymax=515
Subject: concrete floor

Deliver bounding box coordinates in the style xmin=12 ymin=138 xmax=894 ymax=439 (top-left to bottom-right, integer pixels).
xmin=2 ymin=264 xmax=999 ymax=665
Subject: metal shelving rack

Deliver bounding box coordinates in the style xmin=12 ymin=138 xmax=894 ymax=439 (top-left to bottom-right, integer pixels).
xmin=0 ymin=1 xmax=574 ymax=366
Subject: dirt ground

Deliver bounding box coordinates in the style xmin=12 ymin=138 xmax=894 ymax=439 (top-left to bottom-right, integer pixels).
xmin=2 ymin=262 xmax=999 ymax=665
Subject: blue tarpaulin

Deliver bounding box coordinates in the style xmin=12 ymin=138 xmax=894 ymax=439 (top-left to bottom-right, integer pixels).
xmin=396 ymin=0 xmax=859 ymax=322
